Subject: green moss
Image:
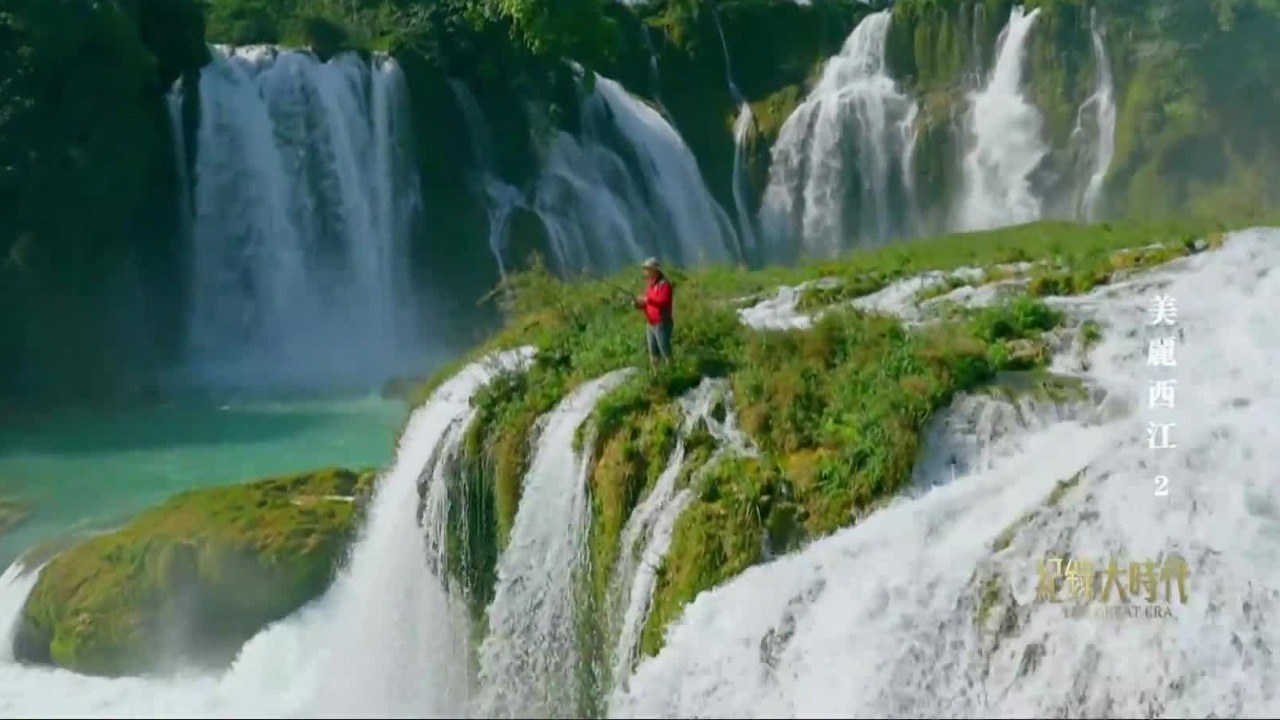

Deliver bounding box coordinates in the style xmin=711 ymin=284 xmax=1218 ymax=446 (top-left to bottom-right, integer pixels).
xmin=442 ymin=440 xmax=503 ymax=626
xmin=794 ymin=273 xmax=893 ymax=312
xmin=975 ymin=572 xmax=1004 ymax=629
xmin=886 ymin=0 xmax=1280 ymax=226
xmin=745 ymin=83 xmax=806 ymax=190
xmin=913 ymin=264 xmax=1027 ymax=303
xmin=639 ymin=454 xmax=791 ymax=657
xmin=979 ymin=369 xmax=1089 ymax=406
xmin=1024 ymin=235 xmax=1205 ymax=297
xmin=587 ymin=401 xmax=680 ymax=611
xmin=409 ymin=218 xmax=1237 ymax=662
xmin=677 ymin=420 xmax=719 ymax=488
xmin=1078 ymin=318 xmax=1102 ymax=356
xmin=13 ymin=467 xmax=371 ymax=677
xmin=991 ymin=515 xmax=1029 ymax=554
xmin=991 ymin=469 xmax=1084 ymax=555
xmin=1046 ymin=470 xmax=1084 ymax=508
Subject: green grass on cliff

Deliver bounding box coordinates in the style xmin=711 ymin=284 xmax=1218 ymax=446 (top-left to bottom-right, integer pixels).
xmin=14 ymin=467 xmax=376 ymax=677
xmin=414 ymin=217 xmax=1235 ymax=663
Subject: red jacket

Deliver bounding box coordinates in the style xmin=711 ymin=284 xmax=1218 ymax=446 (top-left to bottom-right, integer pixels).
xmin=642 ymin=276 xmax=673 ymax=325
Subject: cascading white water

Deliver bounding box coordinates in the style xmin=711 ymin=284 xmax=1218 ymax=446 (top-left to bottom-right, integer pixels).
xmin=475 ymin=368 xmax=635 ymax=718
xmin=607 ymin=379 xmax=757 ymax=695
xmin=638 ymin=25 xmax=675 ymax=124
xmin=607 ymin=444 xmax=691 ymax=692
xmin=731 ymin=105 xmax=762 ymax=263
xmin=174 ymin=46 xmax=425 ymax=390
xmin=758 ymin=10 xmax=919 ymax=261
xmin=709 ymin=5 xmax=762 ymax=260
xmin=301 ymin=349 xmax=536 ymax=718
xmin=576 ymin=75 xmax=740 ymax=267
xmin=167 ymin=92 xmax=194 ymax=250
xmin=0 ymin=348 xmax=533 ymax=717
xmin=611 ymin=228 xmax=1280 ymax=717
xmin=454 ymin=70 xmax=740 ymax=277
xmin=954 ymin=6 xmax=1047 ymax=232
xmin=0 ymin=563 xmax=39 ymax=665
xmin=1074 ymin=12 xmax=1116 ymax=222
xmin=449 ymin=80 xmax=529 ymax=276
xmin=910 ymin=380 xmax=1102 ymax=493
xmin=533 ymin=126 xmax=657 ymax=275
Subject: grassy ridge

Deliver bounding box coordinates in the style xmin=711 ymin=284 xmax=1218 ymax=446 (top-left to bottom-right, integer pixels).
xmin=415 ymin=217 xmax=1240 ymax=665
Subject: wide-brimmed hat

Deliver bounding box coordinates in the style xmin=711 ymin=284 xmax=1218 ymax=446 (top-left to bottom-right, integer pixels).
xmin=641 ymin=257 xmax=660 ymax=270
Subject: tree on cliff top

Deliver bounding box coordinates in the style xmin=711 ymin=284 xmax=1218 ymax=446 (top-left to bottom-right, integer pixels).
xmin=467 ymin=0 xmax=620 ymax=68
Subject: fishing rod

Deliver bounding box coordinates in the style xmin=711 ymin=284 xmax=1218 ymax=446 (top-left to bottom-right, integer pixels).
xmin=602 ymin=280 xmax=639 ymax=306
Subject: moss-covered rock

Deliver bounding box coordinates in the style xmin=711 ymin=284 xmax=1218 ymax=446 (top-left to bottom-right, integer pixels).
xmin=12 ymin=466 xmax=377 ymax=677
xmin=424 ymin=218 xmax=1241 ymax=665
xmin=886 ymin=0 xmax=1280 ymax=226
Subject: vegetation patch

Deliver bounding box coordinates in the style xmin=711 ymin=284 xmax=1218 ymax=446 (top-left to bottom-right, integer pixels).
xmin=978 ymin=370 xmax=1091 ymax=407
xmin=587 ymin=397 xmax=680 ymax=610
xmin=13 ymin=467 xmax=375 ymax=677
xmin=991 ymin=470 xmax=1085 ymax=555
xmin=412 ymin=219 xmax=1241 ymax=659
xmin=913 ymin=263 xmax=1030 ymax=303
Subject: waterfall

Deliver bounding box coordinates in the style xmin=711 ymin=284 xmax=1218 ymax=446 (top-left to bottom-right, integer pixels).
xmin=578 ymin=76 xmax=741 ymax=267
xmin=612 ymin=228 xmax=1280 ymax=717
xmin=7 ymin=225 xmax=1280 ymax=716
xmin=709 ymin=3 xmax=763 ymax=263
xmin=530 ymin=72 xmax=740 ymax=275
xmin=607 ymin=444 xmax=692 ymax=692
xmin=0 ymin=563 xmax=40 ymax=663
xmin=638 ymin=25 xmax=674 ymax=124
xmin=731 ymin=106 xmax=762 ymax=263
xmin=953 ymin=6 xmax=1047 ymax=232
xmin=167 ymin=92 xmax=194 ymax=251
xmin=294 ymin=347 xmax=535 ymax=717
xmin=0 ymin=348 xmax=535 ymax=716
xmin=172 ymin=46 xmax=425 ymax=390
xmin=475 ymin=368 xmax=635 ymax=718
xmin=1074 ymin=11 xmax=1116 ymax=222
xmin=607 ymin=379 xmax=757 ymax=695
xmin=757 ymin=10 xmax=919 ymax=261
xmin=450 ymin=70 xmax=739 ymax=278
xmin=449 ymin=80 xmax=528 ymax=276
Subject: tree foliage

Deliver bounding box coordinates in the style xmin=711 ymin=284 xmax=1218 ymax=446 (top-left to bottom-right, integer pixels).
xmin=0 ymin=0 xmax=206 ymax=400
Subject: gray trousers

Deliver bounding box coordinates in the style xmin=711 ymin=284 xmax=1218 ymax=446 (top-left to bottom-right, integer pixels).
xmin=646 ymin=319 xmax=673 ymax=360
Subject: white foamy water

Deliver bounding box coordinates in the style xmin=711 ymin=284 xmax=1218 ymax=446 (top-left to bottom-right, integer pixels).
xmin=0 ymin=563 xmax=40 ymax=664
xmin=736 ymin=280 xmax=835 ymax=331
xmin=1074 ymin=11 xmax=1116 ymax=222
xmin=735 ymin=262 xmax=1034 ymax=333
xmin=759 ymin=9 xmax=919 ymax=260
xmin=708 ymin=5 xmax=761 ymax=262
xmin=300 ymin=348 xmax=534 ymax=717
xmin=457 ymin=68 xmax=739 ymax=278
xmin=731 ymin=103 xmax=762 ymax=261
xmin=612 ymin=228 xmax=1280 ymax=717
xmin=607 ymin=379 xmax=752 ymax=694
xmin=475 ymin=368 xmax=636 ymax=718
xmin=954 ymin=6 xmax=1046 ymax=232
xmin=0 ymin=348 xmax=534 ymax=718
xmin=175 ymin=46 xmax=426 ymax=390
xmin=8 ymin=225 xmax=1274 ymax=718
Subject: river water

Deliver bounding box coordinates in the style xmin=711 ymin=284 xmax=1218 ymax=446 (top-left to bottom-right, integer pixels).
xmin=0 ymin=394 xmax=405 ymax=570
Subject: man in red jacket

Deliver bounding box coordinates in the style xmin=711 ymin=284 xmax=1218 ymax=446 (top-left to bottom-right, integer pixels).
xmin=634 ymin=257 xmax=674 ymax=369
